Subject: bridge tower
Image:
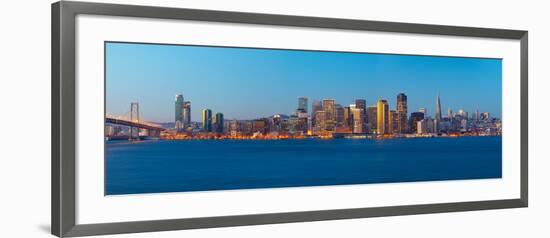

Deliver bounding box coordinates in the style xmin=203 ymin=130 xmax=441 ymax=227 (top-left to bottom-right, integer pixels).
xmin=129 ymin=102 xmax=140 ymax=141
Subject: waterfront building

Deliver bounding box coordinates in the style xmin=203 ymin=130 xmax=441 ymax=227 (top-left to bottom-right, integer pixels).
xmin=214 ymin=112 xmax=224 ymax=133
xmin=297 ymin=111 xmax=309 ymax=133
xmin=201 ymin=109 xmax=212 ymax=132
xmin=390 ymin=110 xmax=399 ymax=134
xmin=253 ymin=118 xmax=268 ymax=134
xmin=417 ymin=118 xmax=435 ymax=134
xmin=396 ymin=93 xmax=408 ymax=133
xmin=355 ymin=99 xmax=367 ymax=132
xmin=322 ymin=99 xmax=336 ymax=121
xmin=322 ymin=99 xmax=336 ymax=131
xmin=376 ymin=99 xmax=390 ymax=134
xmin=335 ymin=104 xmax=345 ymax=127
xmin=242 ymin=120 xmax=253 ymax=135
xmin=183 ymin=101 xmax=191 ymax=129
xmin=229 ymin=120 xmax=240 ymax=136
xmin=271 ymin=114 xmax=282 ymax=132
xmin=343 ymin=106 xmax=353 ymax=129
xmin=289 ymin=116 xmax=308 ymax=134
xmin=461 ymin=119 xmax=468 ymax=132
xmin=314 ymin=110 xmax=327 ymax=134
xmin=175 ymin=94 xmax=184 ymax=131
xmin=448 ymin=108 xmax=453 ymax=119
xmin=311 ymin=100 xmax=323 ymax=126
xmin=298 ymin=97 xmax=308 ymax=113
xmin=366 ymin=106 xmax=377 ymax=133
xmin=417 ymin=120 xmax=426 ymax=134
xmin=409 ymin=112 xmax=425 ymax=133
xmin=351 ymin=107 xmax=363 ymax=133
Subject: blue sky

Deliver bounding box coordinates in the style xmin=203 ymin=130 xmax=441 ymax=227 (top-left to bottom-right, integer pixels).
xmin=106 ymin=42 xmax=502 ymax=123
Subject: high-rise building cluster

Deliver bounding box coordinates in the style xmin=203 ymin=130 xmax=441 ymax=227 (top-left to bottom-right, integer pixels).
xmin=170 ymin=93 xmax=501 ymax=139
xmin=175 ymin=94 xmax=191 ymax=132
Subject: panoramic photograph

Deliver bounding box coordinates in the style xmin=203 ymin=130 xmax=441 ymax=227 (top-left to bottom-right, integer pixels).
xmin=104 ymin=42 xmax=502 ymax=195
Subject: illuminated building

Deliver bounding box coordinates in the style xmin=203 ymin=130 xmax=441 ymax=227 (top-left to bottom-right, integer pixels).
xmin=343 ymin=106 xmax=353 ymax=128
xmin=355 ymin=99 xmax=367 ymax=132
xmin=351 ymin=107 xmax=364 ymax=133
xmin=314 ymin=110 xmax=327 ymax=134
xmin=366 ymin=106 xmax=377 ymax=132
xmin=396 ymin=93 xmax=408 ymax=133
xmin=322 ymin=99 xmax=336 ymax=131
xmin=229 ymin=120 xmax=239 ymax=136
xmin=311 ymin=100 xmax=322 ymax=126
xmin=183 ymin=101 xmax=191 ymax=129
xmin=376 ymin=99 xmax=390 ymax=134
xmin=409 ymin=112 xmax=425 ymax=133
xmin=175 ymin=94 xmax=184 ymax=131
xmin=242 ymin=121 xmax=253 ymax=135
xmin=202 ymin=109 xmax=212 ymax=132
xmin=298 ymin=97 xmax=308 ymax=113
xmin=322 ymin=99 xmax=336 ymax=121
xmin=289 ymin=116 xmax=308 ymax=134
xmin=253 ymin=119 xmax=268 ymax=134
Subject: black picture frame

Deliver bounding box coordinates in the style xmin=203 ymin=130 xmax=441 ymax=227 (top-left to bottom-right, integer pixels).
xmin=52 ymin=1 xmax=528 ymax=237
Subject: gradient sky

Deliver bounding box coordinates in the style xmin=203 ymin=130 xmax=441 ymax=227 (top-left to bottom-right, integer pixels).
xmin=106 ymin=42 xmax=502 ymax=123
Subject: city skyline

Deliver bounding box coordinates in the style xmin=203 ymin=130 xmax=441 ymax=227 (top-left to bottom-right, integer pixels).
xmin=106 ymin=42 xmax=502 ymax=123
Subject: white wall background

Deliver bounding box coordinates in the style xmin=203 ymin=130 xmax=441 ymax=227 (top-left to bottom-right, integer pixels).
xmin=0 ymin=0 xmax=547 ymax=237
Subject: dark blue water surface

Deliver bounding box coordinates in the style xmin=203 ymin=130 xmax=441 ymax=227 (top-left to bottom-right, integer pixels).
xmin=105 ymin=137 xmax=502 ymax=195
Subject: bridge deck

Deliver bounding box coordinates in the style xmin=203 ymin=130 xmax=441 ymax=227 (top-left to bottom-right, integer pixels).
xmin=105 ymin=117 xmax=164 ymax=131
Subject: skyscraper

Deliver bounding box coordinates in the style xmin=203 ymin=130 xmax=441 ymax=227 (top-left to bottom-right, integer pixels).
xmin=202 ymin=109 xmax=212 ymax=132
xmin=175 ymin=94 xmax=184 ymax=130
xmin=311 ymin=100 xmax=322 ymax=126
xmin=322 ymin=99 xmax=336 ymax=131
xmin=366 ymin=106 xmax=377 ymax=132
xmin=376 ymin=99 xmax=390 ymax=134
xmin=351 ymin=107 xmax=363 ymax=133
xmin=183 ymin=101 xmax=191 ymax=129
xmin=314 ymin=110 xmax=327 ymax=134
xmin=355 ymin=99 xmax=367 ymax=132
xmin=335 ymin=104 xmax=345 ymax=126
xmin=390 ymin=110 xmax=399 ymax=134
xmin=322 ymin=99 xmax=336 ymax=121
xmin=396 ymin=93 xmax=408 ymax=133
xmin=343 ymin=106 xmax=353 ymax=128
xmin=214 ymin=112 xmax=224 ymax=133
xmin=435 ymin=93 xmax=442 ymax=121
xmin=298 ymin=97 xmax=308 ymax=113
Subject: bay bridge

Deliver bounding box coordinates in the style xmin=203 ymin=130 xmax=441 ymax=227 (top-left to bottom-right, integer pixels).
xmin=105 ymin=102 xmax=165 ymax=140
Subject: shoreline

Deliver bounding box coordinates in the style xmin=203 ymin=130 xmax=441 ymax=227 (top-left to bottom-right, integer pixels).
xmin=106 ymin=134 xmax=501 ymax=142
